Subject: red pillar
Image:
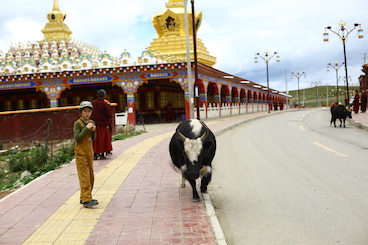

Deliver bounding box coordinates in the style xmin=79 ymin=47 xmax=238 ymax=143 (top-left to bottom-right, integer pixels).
xmin=127 ymin=93 xmax=136 ymax=125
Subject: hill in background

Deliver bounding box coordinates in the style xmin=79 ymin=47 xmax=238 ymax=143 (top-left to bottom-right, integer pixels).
xmin=283 ymin=85 xmax=360 ymax=107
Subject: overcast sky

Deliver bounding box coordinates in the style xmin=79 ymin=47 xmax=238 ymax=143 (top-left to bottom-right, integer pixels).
xmin=0 ymin=0 xmax=367 ymax=92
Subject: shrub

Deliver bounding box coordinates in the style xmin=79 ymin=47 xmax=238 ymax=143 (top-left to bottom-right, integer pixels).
xmin=8 ymin=147 xmax=48 ymax=173
xmin=52 ymin=145 xmax=75 ymax=165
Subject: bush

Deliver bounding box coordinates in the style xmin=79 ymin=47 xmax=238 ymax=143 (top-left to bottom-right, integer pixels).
xmin=8 ymin=147 xmax=48 ymax=173
xmin=0 ymin=167 xmax=6 ymax=180
xmin=52 ymin=145 xmax=75 ymax=165
xmin=0 ymin=172 xmax=20 ymax=190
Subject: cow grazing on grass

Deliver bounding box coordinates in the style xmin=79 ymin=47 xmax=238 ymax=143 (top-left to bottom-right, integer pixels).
xmin=330 ymin=104 xmax=352 ymax=127
xmin=169 ymin=119 xmax=216 ymax=202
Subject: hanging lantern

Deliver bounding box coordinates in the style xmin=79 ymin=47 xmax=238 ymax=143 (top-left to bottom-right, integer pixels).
xmin=254 ymin=56 xmax=258 ymax=63
xmin=323 ymin=32 xmax=329 ymax=42
xmin=276 ymin=55 xmax=280 ymax=62
xmin=358 ymin=28 xmax=364 ymax=39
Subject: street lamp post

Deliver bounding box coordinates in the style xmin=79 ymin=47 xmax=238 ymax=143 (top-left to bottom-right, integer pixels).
xmin=324 ymin=21 xmax=364 ymax=106
xmin=254 ymin=51 xmax=280 ymax=113
xmin=183 ymin=0 xmax=194 ymax=119
xmin=311 ymin=81 xmax=322 ymax=107
xmin=326 ymin=61 xmax=344 ymax=103
xmin=190 ymin=0 xmax=200 ymax=120
xmin=340 ymin=76 xmax=353 ymax=103
xmin=183 ymin=0 xmax=200 ymax=119
xmin=290 ymin=71 xmax=306 ymax=110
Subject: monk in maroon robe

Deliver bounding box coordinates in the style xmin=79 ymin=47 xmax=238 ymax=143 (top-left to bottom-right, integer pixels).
xmin=91 ymin=89 xmax=113 ymax=159
xmin=361 ymin=91 xmax=367 ymax=113
xmin=165 ymin=101 xmax=175 ymax=122
xmin=353 ymin=90 xmax=360 ymax=113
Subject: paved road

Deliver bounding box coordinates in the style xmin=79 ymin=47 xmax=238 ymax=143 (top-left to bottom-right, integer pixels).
xmin=210 ymin=108 xmax=368 ymax=245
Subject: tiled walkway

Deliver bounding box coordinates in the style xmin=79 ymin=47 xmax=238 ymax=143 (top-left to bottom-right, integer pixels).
xmin=0 ymin=109 xmax=366 ymax=245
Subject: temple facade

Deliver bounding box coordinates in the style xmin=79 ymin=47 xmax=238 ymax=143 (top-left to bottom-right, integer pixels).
xmin=0 ymin=0 xmax=289 ymax=130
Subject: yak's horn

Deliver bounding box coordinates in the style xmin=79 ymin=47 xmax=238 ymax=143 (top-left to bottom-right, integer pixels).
xmin=199 ymin=121 xmax=209 ymax=142
xmin=176 ymin=128 xmax=187 ymax=142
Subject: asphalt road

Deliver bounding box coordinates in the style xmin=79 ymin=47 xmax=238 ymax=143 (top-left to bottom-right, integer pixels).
xmin=209 ymin=108 xmax=368 ymax=245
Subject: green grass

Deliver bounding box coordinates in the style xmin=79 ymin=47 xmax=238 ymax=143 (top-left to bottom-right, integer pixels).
xmin=284 ymin=85 xmax=360 ymax=107
xmin=112 ymin=130 xmax=146 ymax=141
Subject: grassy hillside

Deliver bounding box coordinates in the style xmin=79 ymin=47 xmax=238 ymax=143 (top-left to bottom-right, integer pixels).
xmin=283 ymin=85 xmax=360 ymax=107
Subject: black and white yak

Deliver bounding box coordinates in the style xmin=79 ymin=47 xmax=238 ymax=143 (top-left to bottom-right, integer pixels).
xmin=169 ymin=119 xmax=216 ymax=202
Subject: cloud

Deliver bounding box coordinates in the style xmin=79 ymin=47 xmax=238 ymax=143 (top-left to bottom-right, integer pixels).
xmin=0 ymin=0 xmax=367 ymax=92
xmin=0 ymin=17 xmax=43 ymax=48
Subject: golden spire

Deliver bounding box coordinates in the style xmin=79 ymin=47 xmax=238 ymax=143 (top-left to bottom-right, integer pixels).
xmin=148 ymin=0 xmax=216 ymax=66
xmin=166 ymin=0 xmax=185 ymax=8
xmin=53 ymin=0 xmax=60 ymax=11
xmin=41 ymin=0 xmax=72 ymax=42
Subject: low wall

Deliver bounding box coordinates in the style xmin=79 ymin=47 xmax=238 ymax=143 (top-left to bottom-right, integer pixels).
xmin=0 ymin=105 xmax=116 ymax=144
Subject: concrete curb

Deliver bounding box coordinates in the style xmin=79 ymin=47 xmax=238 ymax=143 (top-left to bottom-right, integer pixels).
xmin=348 ymin=118 xmax=368 ymax=131
xmin=203 ymin=193 xmax=227 ymax=245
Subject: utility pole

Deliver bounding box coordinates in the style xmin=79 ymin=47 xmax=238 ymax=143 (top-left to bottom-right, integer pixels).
xmin=284 ymin=70 xmax=289 ymax=109
xmin=326 ymin=84 xmax=329 ymax=106
xmin=284 ymin=70 xmax=288 ymax=94
xmin=361 ymin=53 xmax=368 ymax=64
xmin=311 ymin=81 xmax=321 ymax=107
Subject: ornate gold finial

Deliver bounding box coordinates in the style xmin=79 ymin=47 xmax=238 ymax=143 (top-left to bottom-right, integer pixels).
xmin=53 ymin=0 xmax=60 ymax=11
xmin=166 ymin=0 xmax=185 ymax=8
xmin=41 ymin=0 xmax=72 ymax=42
xmin=148 ymin=0 xmax=216 ymax=66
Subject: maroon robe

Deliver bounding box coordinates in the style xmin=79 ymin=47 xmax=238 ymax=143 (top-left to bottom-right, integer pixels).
xmin=91 ymin=98 xmax=113 ymax=154
xmin=353 ymin=92 xmax=360 ymax=113
xmin=165 ymin=102 xmax=175 ymax=122
xmin=361 ymin=92 xmax=367 ymax=113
